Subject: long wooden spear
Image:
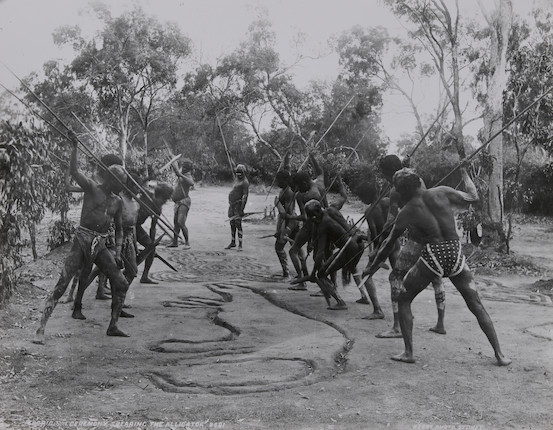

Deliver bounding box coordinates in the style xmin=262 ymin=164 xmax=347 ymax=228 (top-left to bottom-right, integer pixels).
xmin=297 ymin=94 xmax=356 ymax=171
xmin=0 ymin=68 xmax=178 ymax=239
xmin=435 ymin=85 xmax=553 ymax=186
xmin=336 ymin=85 xmax=553 ymax=278
xmin=216 ymin=114 xmax=235 ymax=179
xmin=320 ymin=105 xmax=449 ymax=276
xmin=70 ymin=112 xmax=180 ymax=240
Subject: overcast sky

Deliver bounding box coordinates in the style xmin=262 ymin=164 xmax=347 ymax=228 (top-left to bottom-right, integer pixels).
xmin=0 ymin=0 xmax=546 ymax=144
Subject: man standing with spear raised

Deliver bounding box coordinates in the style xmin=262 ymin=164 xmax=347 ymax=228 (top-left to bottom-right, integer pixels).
xmin=34 ymin=131 xmax=131 ymax=343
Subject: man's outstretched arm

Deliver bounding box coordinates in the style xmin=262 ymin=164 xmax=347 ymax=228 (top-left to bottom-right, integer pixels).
xmin=68 ymin=132 xmax=94 ymax=191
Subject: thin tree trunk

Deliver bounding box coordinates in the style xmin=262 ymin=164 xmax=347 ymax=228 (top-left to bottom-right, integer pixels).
xmin=478 ymin=0 xmax=513 ymax=249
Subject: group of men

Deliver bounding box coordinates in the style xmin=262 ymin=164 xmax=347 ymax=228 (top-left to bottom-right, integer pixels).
xmin=33 ymin=133 xmax=191 ymax=344
xmin=271 ymin=152 xmax=510 ymax=366
xmin=33 ymin=131 xmax=510 ymax=367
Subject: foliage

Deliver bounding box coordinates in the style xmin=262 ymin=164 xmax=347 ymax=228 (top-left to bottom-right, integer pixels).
xmin=0 ymin=121 xmax=49 ymax=303
xmin=47 ymin=219 xmax=76 ymax=250
xmin=52 ymin=4 xmax=192 ymax=161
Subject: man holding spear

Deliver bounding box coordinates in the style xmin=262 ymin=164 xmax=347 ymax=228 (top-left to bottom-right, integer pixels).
xmin=33 ymin=132 xmax=130 ymax=344
xmin=363 ymin=166 xmax=511 ymax=366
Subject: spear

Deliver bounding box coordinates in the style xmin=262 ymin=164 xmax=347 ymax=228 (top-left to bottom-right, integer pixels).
xmin=297 ymin=95 xmax=356 ymax=171
xmin=71 ymin=113 xmax=177 ymax=232
xmin=216 ymin=115 xmax=235 ymax=179
xmin=0 ymin=68 xmax=178 ymax=240
xmin=68 ymin=113 xmax=179 ymax=240
xmin=337 ymin=86 xmax=553 ymax=277
xmin=435 ymin=86 xmax=553 ymax=186
xmin=319 ymin=105 xmax=448 ymax=276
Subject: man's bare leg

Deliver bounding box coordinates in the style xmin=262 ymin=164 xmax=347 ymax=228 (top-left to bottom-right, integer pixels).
xmin=376 ymin=273 xmax=402 ymax=338
xmin=34 ymin=242 xmax=83 ymax=344
xmin=95 ymin=250 xmax=130 ymax=337
xmin=452 ymin=270 xmax=511 ymax=366
xmin=391 ymin=264 xmax=443 ymax=363
xmin=361 ymin=277 xmax=385 ymax=320
xmin=319 ymin=278 xmax=347 ymax=310
xmin=96 ymin=271 xmax=110 ymax=300
xmin=225 ymin=221 xmax=237 ymax=249
xmin=139 ymin=251 xmax=158 ymax=284
xmin=179 ymin=205 xmax=191 ymax=249
xmin=61 ymin=274 xmax=80 ymax=304
xmin=391 ymin=295 xmax=416 ymax=363
xmin=72 ymin=266 xmax=96 ymax=320
xmin=168 ymin=207 xmax=180 ymax=247
xmin=275 ymin=238 xmax=289 ymax=278
xmin=429 ymin=278 xmax=446 ymax=334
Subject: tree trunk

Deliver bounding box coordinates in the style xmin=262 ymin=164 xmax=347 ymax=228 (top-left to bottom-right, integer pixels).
xmin=479 ymin=0 xmax=513 ymax=250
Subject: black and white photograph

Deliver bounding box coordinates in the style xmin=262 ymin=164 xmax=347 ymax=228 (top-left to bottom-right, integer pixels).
xmin=0 ymin=0 xmax=552 ymax=429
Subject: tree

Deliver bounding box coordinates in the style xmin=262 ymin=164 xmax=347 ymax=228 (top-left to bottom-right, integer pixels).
xmin=384 ymin=0 xmax=475 ymax=162
xmin=0 ymin=122 xmax=49 ymax=302
xmin=500 ymin=10 xmax=553 ymax=249
xmin=53 ymin=4 xmax=191 ymax=163
xmin=476 ymin=0 xmax=513 ymax=249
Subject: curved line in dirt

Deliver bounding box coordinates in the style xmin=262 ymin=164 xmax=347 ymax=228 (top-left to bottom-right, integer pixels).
xmin=148 ymin=280 xmax=353 ymax=394
xmin=148 ymin=357 xmax=317 ymax=395
xmin=148 ymin=309 xmax=240 ymax=352
xmin=523 ymin=321 xmax=553 ymax=341
xmin=218 ymin=281 xmax=355 ymax=373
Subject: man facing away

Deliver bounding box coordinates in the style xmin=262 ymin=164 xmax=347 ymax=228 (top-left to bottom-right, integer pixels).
xmin=363 ymin=166 xmax=511 ymax=366
xmin=225 ymin=164 xmax=249 ymax=251
xmin=374 ymin=155 xmax=446 ymax=338
xmin=34 ymin=132 xmax=130 ymax=344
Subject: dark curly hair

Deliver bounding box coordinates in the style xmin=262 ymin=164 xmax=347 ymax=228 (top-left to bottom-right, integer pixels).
xmin=155 ymin=182 xmax=174 ymax=202
xmin=393 ymin=168 xmax=421 ymax=197
xmin=378 ymin=155 xmax=402 ymax=177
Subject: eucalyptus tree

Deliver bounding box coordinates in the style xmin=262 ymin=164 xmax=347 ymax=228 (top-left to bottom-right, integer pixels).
xmin=52 ymin=4 xmax=191 ymax=163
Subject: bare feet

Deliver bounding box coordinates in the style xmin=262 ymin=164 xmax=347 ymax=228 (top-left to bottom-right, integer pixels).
xmin=96 ymin=293 xmax=110 ymax=300
xmin=310 ymin=291 xmax=325 ymax=297
xmin=376 ymin=328 xmax=403 ymax=338
xmin=140 ymin=277 xmax=158 ymax=285
xmin=61 ymin=296 xmax=74 ymax=304
xmin=327 ymin=302 xmax=348 ymax=310
xmin=32 ymin=331 xmax=45 ymax=345
xmin=72 ymin=308 xmax=86 ymax=320
xmin=288 ymin=284 xmax=307 ymax=291
xmin=183 ymin=244 xmax=191 ymax=250
xmin=363 ymin=311 xmax=385 ymax=320
xmin=167 ymin=243 xmax=178 ymax=248
xmin=120 ymin=310 xmax=135 ymax=318
xmin=355 ymin=297 xmax=370 ymax=305
xmin=429 ymin=326 xmax=447 ymax=335
xmin=224 ymin=242 xmax=236 ymax=250
xmin=496 ymin=355 xmax=512 ymax=366
xmin=391 ymin=352 xmax=416 ymax=363
xmin=106 ymin=326 xmax=129 ymax=337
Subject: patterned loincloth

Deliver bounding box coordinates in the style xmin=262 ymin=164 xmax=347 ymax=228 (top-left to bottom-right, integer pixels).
xmin=420 ymin=239 xmax=465 ymax=278
xmin=74 ymin=226 xmax=109 ymax=266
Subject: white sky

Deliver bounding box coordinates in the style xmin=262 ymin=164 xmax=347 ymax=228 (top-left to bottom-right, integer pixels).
xmin=0 ymin=0 xmax=547 ymax=145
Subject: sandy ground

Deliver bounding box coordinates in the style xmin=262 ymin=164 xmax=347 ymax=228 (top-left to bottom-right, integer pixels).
xmin=0 ymin=185 xmax=552 ymax=430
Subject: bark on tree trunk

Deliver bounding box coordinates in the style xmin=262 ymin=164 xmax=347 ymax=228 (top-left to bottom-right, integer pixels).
xmin=479 ymin=0 xmax=513 ymax=250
